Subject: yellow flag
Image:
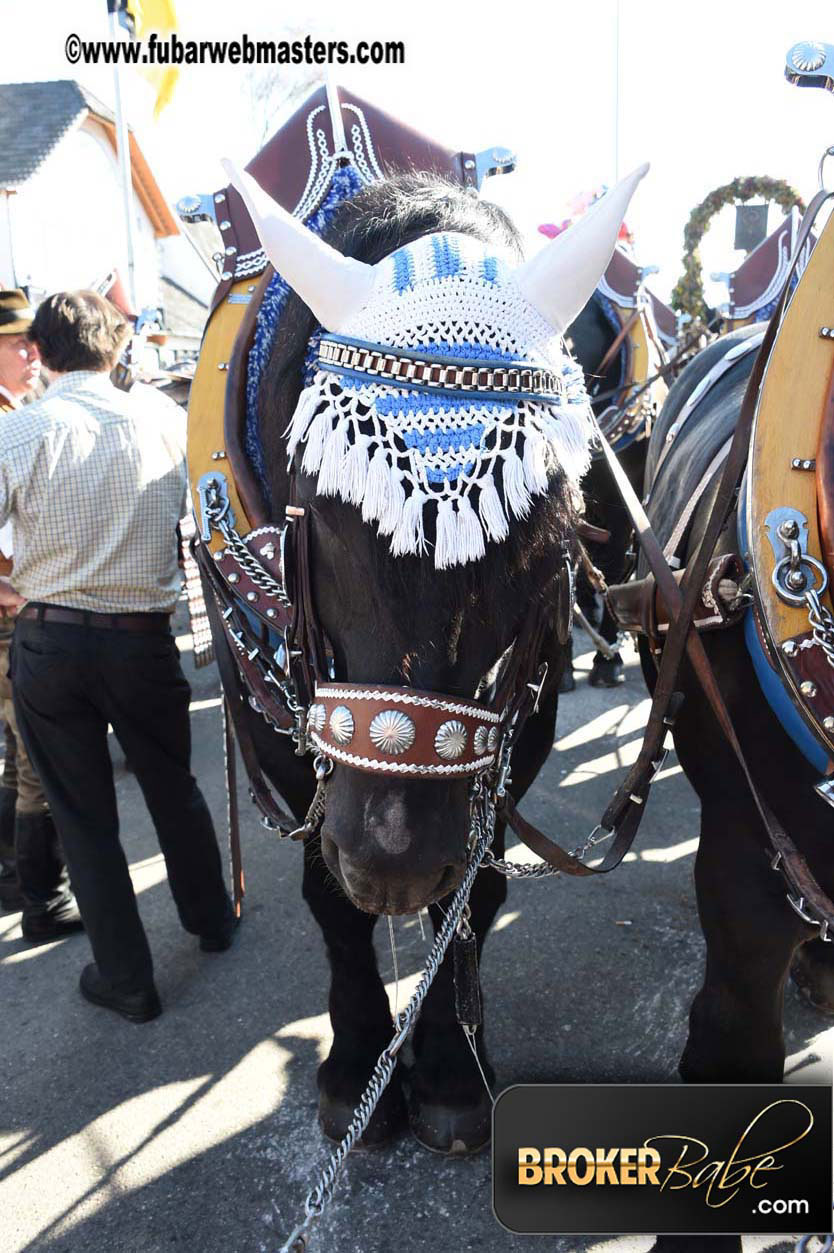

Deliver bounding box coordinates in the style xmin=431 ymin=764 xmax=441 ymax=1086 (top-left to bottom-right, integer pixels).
xmin=128 ymin=0 xmax=179 ymax=117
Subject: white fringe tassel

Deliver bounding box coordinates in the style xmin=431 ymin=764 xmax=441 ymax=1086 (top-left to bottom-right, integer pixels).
xmin=391 ymin=489 xmax=428 ymax=557
xmin=434 ymin=498 xmax=457 ymax=570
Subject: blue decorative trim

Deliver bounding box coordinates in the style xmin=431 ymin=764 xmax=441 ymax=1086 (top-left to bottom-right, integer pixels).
xmin=244 ymin=163 xmax=364 ymax=506
xmin=430 ymin=234 xmax=461 ymax=280
xmin=402 ymin=424 xmax=485 ymax=455
xmin=393 ymin=247 xmax=415 ymax=293
xmin=374 ymin=391 xmax=507 ymax=417
xmin=481 ymin=255 xmax=499 ymax=285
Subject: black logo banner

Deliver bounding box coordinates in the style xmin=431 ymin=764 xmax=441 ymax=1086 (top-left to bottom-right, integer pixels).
xmin=493 ymin=1084 xmax=832 ymax=1235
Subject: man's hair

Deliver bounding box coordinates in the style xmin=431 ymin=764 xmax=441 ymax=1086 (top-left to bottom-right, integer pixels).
xmin=29 ymin=291 xmax=129 ymax=373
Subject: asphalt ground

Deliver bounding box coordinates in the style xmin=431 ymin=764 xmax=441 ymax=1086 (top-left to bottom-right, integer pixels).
xmin=1 ymin=609 xmax=831 ymax=1253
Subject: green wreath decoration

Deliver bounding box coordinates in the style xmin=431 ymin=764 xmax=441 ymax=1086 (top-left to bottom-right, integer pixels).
xmin=671 ymin=176 xmax=806 ymax=323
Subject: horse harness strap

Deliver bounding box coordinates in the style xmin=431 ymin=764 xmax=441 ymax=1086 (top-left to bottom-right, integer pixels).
xmin=504 ymin=189 xmax=834 ymax=936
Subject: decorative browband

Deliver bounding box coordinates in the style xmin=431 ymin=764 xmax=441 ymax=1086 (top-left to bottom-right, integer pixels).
xmin=318 ymin=337 xmax=567 ymax=400
xmin=307 ymin=682 xmax=502 ymax=776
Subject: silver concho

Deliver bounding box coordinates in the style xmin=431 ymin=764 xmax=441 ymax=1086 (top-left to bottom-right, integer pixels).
xmin=307 ymin=703 xmax=326 ymax=734
xmin=486 ymin=725 xmax=499 ymax=754
xmin=329 ymin=705 xmax=355 ymax=745
xmin=434 ymin=719 xmax=467 ymax=761
xmin=369 ymin=709 xmax=415 ymax=755
xmin=791 ymin=41 xmax=826 ymax=72
xmin=473 ymin=726 xmax=489 ymax=756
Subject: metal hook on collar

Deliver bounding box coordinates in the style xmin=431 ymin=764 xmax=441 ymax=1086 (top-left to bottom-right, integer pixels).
xmin=818 ymin=145 xmax=834 ymax=192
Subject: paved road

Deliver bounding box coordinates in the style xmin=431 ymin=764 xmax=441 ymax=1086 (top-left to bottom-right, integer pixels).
xmin=1 ymin=614 xmax=830 ymax=1253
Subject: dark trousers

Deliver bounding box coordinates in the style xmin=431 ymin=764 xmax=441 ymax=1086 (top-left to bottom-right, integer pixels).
xmin=11 ymin=613 xmax=231 ymax=991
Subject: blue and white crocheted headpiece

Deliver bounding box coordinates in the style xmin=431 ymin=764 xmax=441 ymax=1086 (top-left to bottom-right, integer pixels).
xmin=224 ymin=160 xmax=649 ymax=569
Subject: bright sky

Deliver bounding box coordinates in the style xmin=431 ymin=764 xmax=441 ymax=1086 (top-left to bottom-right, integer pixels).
xmin=2 ymin=0 xmax=834 ymax=304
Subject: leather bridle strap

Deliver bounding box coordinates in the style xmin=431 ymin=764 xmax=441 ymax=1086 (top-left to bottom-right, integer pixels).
xmin=199 ymin=551 xmax=299 ymax=834
xmin=504 ymin=188 xmax=834 ymax=907
xmin=593 ymin=307 xmax=640 ymax=380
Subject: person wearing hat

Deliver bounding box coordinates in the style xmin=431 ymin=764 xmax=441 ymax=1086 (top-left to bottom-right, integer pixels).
xmin=0 ymin=290 xmax=82 ymax=939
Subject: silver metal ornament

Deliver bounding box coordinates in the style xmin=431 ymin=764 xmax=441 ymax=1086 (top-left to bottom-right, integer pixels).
xmin=369 ymin=709 xmax=416 ymax=755
xmin=791 ymin=41 xmax=826 ymax=72
xmin=307 ymin=703 xmax=326 ymax=734
xmin=487 ymin=725 xmax=499 ymax=754
xmin=329 ymin=705 xmax=355 ymax=745
xmin=434 ymin=720 xmax=467 ymax=761
xmin=473 ymin=726 xmax=489 ymax=756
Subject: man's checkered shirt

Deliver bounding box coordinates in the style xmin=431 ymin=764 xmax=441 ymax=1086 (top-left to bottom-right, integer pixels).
xmin=0 ymin=371 xmax=188 ymax=613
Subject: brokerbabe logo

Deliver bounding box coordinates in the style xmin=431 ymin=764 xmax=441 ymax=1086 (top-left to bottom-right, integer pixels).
xmin=492 ymin=1085 xmax=832 ymax=1235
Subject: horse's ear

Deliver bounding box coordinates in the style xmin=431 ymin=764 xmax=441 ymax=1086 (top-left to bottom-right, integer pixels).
xmin=513 ymin=163 xmax=649 ymax=335
xmin=221 ymin=159 xmax=375 ymax=331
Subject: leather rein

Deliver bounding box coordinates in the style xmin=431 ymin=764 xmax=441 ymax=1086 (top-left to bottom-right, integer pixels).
xmin=197 ymin=194 xmax=834 ymax=940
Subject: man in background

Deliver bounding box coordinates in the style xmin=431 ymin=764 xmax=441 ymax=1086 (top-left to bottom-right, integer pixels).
xmin=0 ymin=289 xmax=81 ymax=939
xmin=3 ymin=290 xmax=234 ymax=1023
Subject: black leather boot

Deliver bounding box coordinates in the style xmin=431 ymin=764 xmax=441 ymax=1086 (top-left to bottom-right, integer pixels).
xmin=0 ymin=785 xmax=22 ymax=909
xmin=17 ymin=811 xmax=84 ymax=942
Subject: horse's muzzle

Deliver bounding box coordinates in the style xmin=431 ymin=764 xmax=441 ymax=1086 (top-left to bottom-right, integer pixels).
xmin=319 ymin=774 xmax=469 ymax=914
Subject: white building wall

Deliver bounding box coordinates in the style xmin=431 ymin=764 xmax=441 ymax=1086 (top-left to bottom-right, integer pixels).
xmin=9 ymin=119 xmax=160 ymax=309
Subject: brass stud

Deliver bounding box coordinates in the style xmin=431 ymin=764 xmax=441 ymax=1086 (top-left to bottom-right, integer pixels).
xmin=227 ymin=572 xmax=240 ymax=584
xmin=782 ymin=640 xmax=798 ymax=657
xmin=246 ymin=591 xmax=258 ymax=603
xmin=801 ymin=679 xmax=818 ymax=698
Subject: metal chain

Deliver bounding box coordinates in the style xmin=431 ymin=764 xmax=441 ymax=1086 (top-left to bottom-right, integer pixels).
xmin=203 ymin=478 xmax=289 ymax=601
xmin=285 ymin=756 xmax=332 ymax=840
xmin=804 ymin=587 xmax=834 ymax=669
xmin=278 ymin=785 xmax=496 ymax=1253
xmin=484 ymin=821 xmax=614 ymax=879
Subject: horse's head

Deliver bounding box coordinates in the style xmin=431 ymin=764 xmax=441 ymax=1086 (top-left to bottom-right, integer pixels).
xmin=227 ymin=161 xmax=646 ymax=915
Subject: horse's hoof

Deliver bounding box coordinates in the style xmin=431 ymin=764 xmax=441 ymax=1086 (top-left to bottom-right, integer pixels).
xmin=791 ymin=945 xmax=834 ymax=1016
xmin=558 ymin=668 xmax=576 ymax=694
xmin=588 ymin=652 xmax=625 ymax=687
xmin=409 ymin=1092 xmax=492 ymax=1156
xmin=318 ymin=1083 xmax=407 ymax=1151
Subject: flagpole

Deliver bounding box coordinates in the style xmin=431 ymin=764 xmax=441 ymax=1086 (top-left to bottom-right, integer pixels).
xmin=107 ymin=2 xmax=138 ymax=309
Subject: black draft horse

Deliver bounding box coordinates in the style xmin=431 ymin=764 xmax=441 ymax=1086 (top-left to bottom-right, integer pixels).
xmin=244 ymin=173 xmax=579 ymax=1155
xmin=635 ymin=325 xmax=834 ymax=1253
xmin=231 ymin=171 xmax=764 ymax=1253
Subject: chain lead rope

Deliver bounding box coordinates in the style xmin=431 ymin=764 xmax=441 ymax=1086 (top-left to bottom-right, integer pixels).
xmin=278 ymin=787 xmax=496 ymax=1253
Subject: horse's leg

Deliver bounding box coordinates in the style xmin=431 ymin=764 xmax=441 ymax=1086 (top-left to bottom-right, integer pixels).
xmin=302 ymin=836 xmax=407 ymax=1147
xmin=589 ymin=440 xmax=644 ymax=687
xmin=791 ymin=935 xmax=834 ymax=1014
xmin=407 ymin=839 xmax=507 ymax=1154
xmin=408 ymin=683 xmax=558 ymax=1153
xmin=680 ymin=797 xmax=808 ymax=1084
